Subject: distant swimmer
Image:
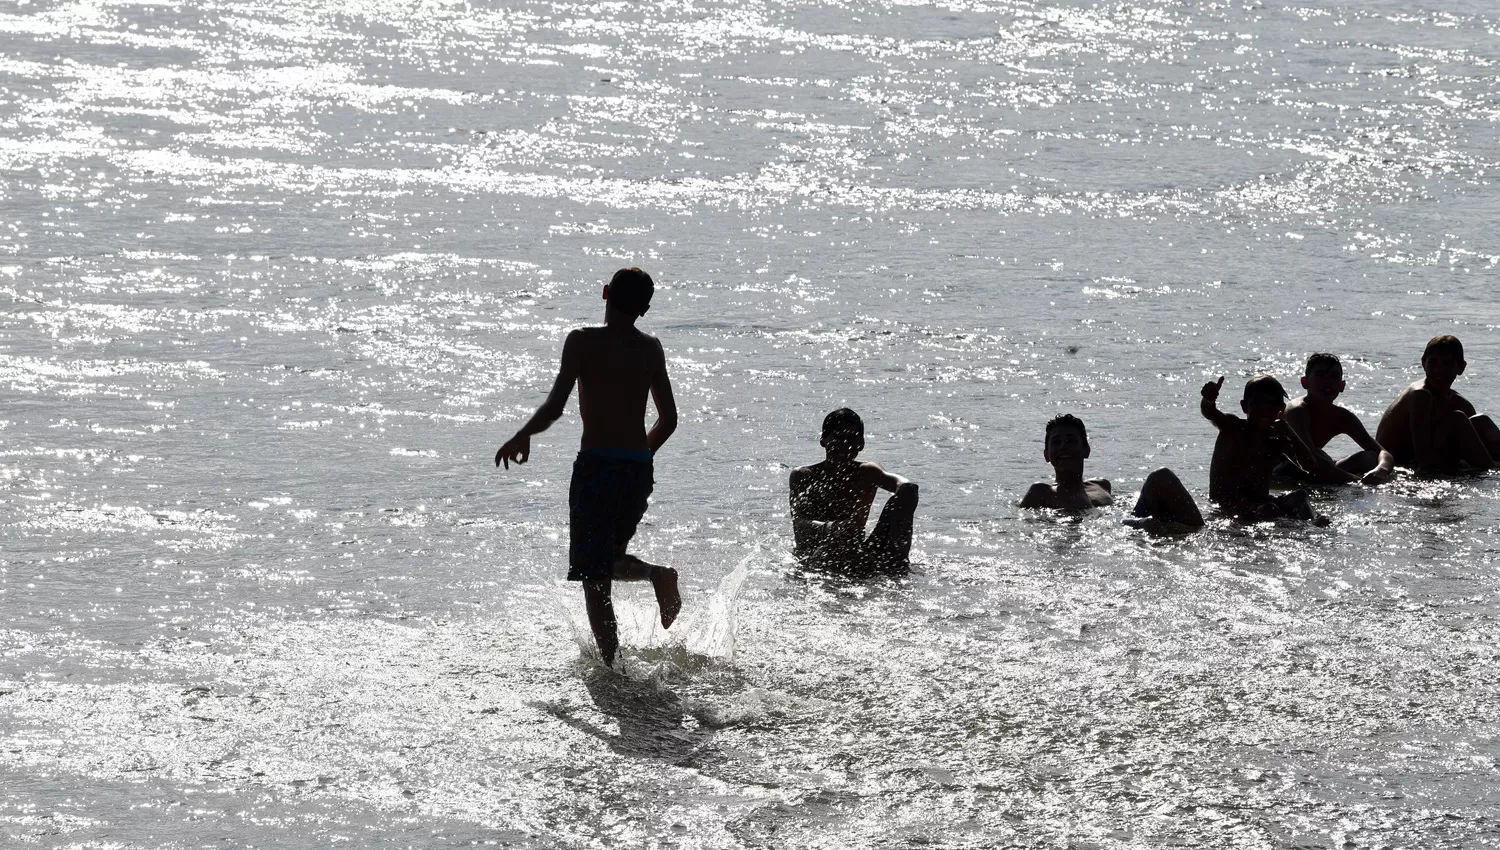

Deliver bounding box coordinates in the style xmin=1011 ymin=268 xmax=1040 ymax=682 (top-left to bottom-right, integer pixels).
xmin=1278 ymin=352 xmax=1395 ymax=485
xmin=790 ymin=408 xmax=919 ymax=574
xmin=1201 ymin=374 xmax=1329 ymax=524
xmin=1018 ymin=413 xmax=1205 ymax=530
xmin=495 ymin=268 xmax=681 ymax=667
xmin=1019 ymin=414 xmax=1113 ymax=510
xmin=1376 ymin=335 xmax=1500 ymax=474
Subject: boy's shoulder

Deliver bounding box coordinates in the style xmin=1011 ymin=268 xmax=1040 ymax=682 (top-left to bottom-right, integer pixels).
xmin=1020 ymin=481 xmax=1060 ymax=507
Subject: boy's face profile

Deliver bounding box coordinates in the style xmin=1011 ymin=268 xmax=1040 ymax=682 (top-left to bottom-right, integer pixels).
xmin=1301 ymin=363 xmax=1345 ymax=401
xmin=1043 ymin=425 xmax=1089 ymax=467
xmin=1421 ymin=351 xmax=1464 ymax=389
xmin=1241 ymin=392 xmax=1285 ymax=428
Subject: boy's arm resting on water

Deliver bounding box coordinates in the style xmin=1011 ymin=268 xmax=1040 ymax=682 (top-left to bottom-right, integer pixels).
xmin=495 ymin=331 xmax=582 ymax=468
xmin=646 ymin=337 xmax=678 ymax=454
xmin=1200 ymin=376 xmax=1232 ymax=428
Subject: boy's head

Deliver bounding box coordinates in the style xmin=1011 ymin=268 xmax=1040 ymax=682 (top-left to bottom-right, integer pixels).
xmin=1301 ymin=352 xmax=1345 ymax=402
xmin=1042 ymin=414 xmax=1090 ymax=468
xmin=1240 ymin=375 xmax=1288 ymax=427
xmin=603 ymin=267 xmax=654 ymax=318
xmin=1421 ymin=335 xmax=1466 ymax=389
xmin=820 ymin=407 xmax=864 ymax=461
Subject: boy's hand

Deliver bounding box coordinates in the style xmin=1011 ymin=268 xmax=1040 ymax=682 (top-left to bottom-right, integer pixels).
xmin=496 ymin=433 xmax=530 ymax=469
xmin=1201 ymin=376 xmax=1225 ymax=401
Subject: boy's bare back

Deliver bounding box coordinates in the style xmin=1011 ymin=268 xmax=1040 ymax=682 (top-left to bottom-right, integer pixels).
xmin=570 ymin=326 xmax=670 ymax=452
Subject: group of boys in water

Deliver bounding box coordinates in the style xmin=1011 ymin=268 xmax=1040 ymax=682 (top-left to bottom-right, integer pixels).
xmin=496 ymin=268 xmax=1500 ymax=665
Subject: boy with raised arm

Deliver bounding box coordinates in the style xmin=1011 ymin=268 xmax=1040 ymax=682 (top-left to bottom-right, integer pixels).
xmin=790 ymin=408 xmax=919 ymax=574
xmin=1021 ymin=413 xmax=1204 ymax=529
xmin=1279 ymin=353 xmax=1395 ymax=485
xmin=1201 ymin=374 xmax=1329 ymax=523
xmin=495 ymin=268 xmax=680 ymax=668
xmin=1376 ymin=335 xmax=1500 ymax=474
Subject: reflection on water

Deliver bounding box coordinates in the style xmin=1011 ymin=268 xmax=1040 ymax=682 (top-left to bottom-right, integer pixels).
xmin=5 ymin=0 xmax=1500 ymax=845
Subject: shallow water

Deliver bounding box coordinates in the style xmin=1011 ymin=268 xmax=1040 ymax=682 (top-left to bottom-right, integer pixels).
xmin=4 ymin=0 xmax=1500 ymax=846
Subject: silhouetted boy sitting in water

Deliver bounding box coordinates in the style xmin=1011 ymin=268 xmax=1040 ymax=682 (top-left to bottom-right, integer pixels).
xmin=1019 ymin=413 xmax=1203 ymax=528
xmin=495 ymin=267 xmax=681 ymax=667
xmin=1278 ymin=352 xmax=1395 ymax=485
xmin=1376 ymin=335 xmax=1500 ymax=474
xmin=1019 ymin=414 xmax=1114 ymax=510
xmin=790 ymin=408 xmax=919 ymax=574
xmin=1201 ymin=374 xmax=1329 ymax=524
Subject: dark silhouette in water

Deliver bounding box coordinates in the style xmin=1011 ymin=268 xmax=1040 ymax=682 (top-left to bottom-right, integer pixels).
xmin=789 ymin=408 xmax=918 ymax=575
xmin=1377 ymin=335 xmax=1500 ymax=474
xmin=496 ymin=268 xmax=681 ymax=667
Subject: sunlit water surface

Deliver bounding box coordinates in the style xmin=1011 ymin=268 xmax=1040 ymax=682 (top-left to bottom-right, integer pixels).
xmin=4 ymin=0 xmax=1500 ymax=846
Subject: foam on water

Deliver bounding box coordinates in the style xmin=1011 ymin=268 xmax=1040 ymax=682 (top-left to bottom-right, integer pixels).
xmin=5 ymin=0 xmax=1500 ymax=846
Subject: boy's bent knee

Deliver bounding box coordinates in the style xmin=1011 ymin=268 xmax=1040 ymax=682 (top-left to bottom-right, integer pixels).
xmin=892 ymin=482 xmax=919 ymax=507
xmin=1145 ymin=467 xmax=1179 ymax=485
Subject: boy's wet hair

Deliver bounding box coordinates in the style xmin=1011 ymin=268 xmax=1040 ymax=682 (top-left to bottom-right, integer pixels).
xmin=1304 ymin=352 xmax=1341 ymax=375
xmin=1243 ymin=375 xmax=1288 ymax=401
xmin=1044 ymin=413 xmax=1088 ymax=443
xmin=1423 ymin=334 xmax=1464 ymax=362
xmin=822 ymin=407 xmax=863 ymax=438
xmin=607 ymin=267 xmax=654 ymax=316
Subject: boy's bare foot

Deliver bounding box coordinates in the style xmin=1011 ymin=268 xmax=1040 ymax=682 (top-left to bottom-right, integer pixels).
xmin=652 ymin=566 xmax=681 ymax=629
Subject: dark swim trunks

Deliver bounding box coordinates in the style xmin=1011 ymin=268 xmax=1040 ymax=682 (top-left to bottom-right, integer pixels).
xmin=568 ymin=449 xmax=653 ymax=582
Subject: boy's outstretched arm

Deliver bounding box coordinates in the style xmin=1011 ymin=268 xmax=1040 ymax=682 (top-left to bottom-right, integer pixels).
xmin=873 ymin=463 xmax=913 ymax=493
xmin=496 ymin=331 xmax=582 ymax=468
xmin=1200 ymin=376 xmax=1232 ymax=427
xmin=646 ymin=337 xmax=678 ymax=454
xmin=1283 ymin=406 xmax=1357 ymax=484
xmin=1273 ymin=419 xmax=1324 ymax=475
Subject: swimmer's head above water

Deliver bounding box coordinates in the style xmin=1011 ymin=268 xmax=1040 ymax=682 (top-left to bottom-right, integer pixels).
xmin=1421 ymin=334 xmax=1466 ymax=391
xmin=603 ymin=266 xmax=654 ymax=319
xmin=1241 ymin=375 xmax=1288 ymax=428
xmin=1301 ymin=353 xmax=1345 ymax=403
xmin=1043 ymin=413 xmax=1090 ymax=471
xmin=820 ymin=407 xmax=864 ymax=462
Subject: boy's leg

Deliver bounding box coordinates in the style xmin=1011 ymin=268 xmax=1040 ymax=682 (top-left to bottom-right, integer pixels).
xmin=1132 ymin=468 xmax=1205 ymax=528
xmin=1470 ymin=414 xmax=1500 ymax=461
xmin=1336 ymin=449 xmax=1379 ymax=475
xmin=582 ymin=580 xmax=618 ymax=667
xmin=1435 ymin=410 xmax=1493 ymax=470
xmin=612 ymin=546 xmax=681 ymax=628
xmin=869 ymin=482 xmax=918 ymax=569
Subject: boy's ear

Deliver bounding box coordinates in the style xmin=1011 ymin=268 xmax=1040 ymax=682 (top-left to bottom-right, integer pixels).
xmin=638 ymin=303 xmax=649 ymax=316
xmin=1083 ymin=442 xmax=1091 ymax=459
xmin=1338 ymin=379 xmax=1346 ymax=392
xmin=602 ymin=284 xmax=610 ymax=301
xmin=1043 ymin=447 xmax=1051 ymax=463
xmin=1240 ymin=398 xmax=1251 ymax=415
xmin=1300 ymin=376 xmax=1309 ymax=389
xmin=1458 ymin=360 xmax=1467 ymax=374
